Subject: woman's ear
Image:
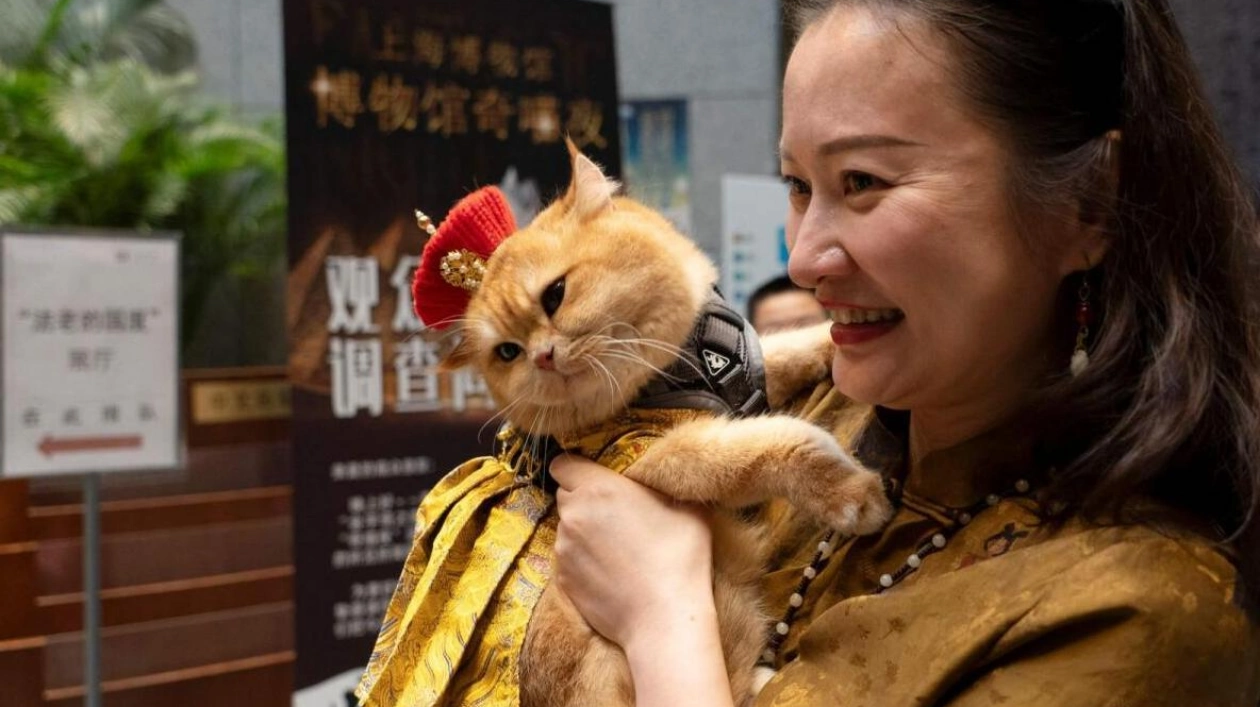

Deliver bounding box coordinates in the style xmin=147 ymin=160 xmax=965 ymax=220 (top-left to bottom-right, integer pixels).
xmin=561 ymin=137 xmax=619 ymax=221
xmin=1062 ymin=130 xmax=1120 ymax=274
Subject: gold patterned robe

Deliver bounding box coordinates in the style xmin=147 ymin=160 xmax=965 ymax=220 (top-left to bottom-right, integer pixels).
xmin=755 ymin=386 xmax=1260 ymax=706
xmin=355 ymin=408 xmax=704 ymax=707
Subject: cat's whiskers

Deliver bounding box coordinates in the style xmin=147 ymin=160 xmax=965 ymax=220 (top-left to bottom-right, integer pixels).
xmin=598 ymin=350 xmax=682 ymax=384
xmin=580 ymin=324 xmax=676 ymax=358
xmin=433 ymin=315 xmax=480 ymax=331
xmin=478 ymin=393 xmax=527 ymax=441
xmin=581 ymin=353 xmax=624 ymax=405
xmin=525 ymin=405 xmax=545 ymax=462
xmin=595 ymin=324 xmax=704 ymax=375
xmin=600 ymin=343 xmax=711 ymax=389
xmin=397 ymin=329 xmax=425 ymax=346
xmin=592 ymin=320 xmax=640 ymax=340
xmin=570 ymin=335 xmax=637 ymax=389
xmin=594 ymin=357 xmax=626 ymax=403
xmin=571 ymin=332 xmax=624 ymax=356
xmin=608 ymin=336 xmax=690 ymax=361
xmin=394 ymin=313 xmax=485 ymax=351
xmin=431 ymin=316 xmax=487 ymax=344
xmin=582 ymin=333 xmax=692 ymax=376
xmin=603 ymin=336 xmax=705 ymax=380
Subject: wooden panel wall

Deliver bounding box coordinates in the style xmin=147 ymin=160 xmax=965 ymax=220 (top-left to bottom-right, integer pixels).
xmin=0 ymin=367 xmax=294 ymax=707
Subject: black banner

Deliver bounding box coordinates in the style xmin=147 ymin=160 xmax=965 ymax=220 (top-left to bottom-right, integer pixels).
xmin=282 ymin=0 xmax=620 ymax=701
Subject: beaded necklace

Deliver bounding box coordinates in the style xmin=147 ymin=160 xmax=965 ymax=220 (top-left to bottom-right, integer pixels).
xmin=758 ymin=477 xmax=1035 ymax=666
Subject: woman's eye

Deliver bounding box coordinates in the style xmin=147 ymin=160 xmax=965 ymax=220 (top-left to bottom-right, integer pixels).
xmin=541 ymin=276 xmax=566 ymax=318
xmin=843 ymin=172 xmax=882 ymax=194
xmin=781 ymin=175 xmax=811 ymax=198
xmin=495 ymin=342 xmax=523 ymax=362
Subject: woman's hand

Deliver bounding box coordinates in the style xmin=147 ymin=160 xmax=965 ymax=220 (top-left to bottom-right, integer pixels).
xmin=550 ymin=455 xmax=736 ymax=707
xmin=550 ymin=454 xmax=715 ymax=651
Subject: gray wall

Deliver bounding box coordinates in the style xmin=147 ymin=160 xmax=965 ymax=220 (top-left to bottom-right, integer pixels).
xmin=168 ymin=0 xmax=286 ymax=119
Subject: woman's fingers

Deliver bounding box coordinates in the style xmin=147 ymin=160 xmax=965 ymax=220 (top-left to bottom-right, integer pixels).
xmin=550 ymin=453 xmax=610 ymax=491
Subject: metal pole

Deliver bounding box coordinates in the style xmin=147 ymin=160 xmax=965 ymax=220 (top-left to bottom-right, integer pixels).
xmin=83 ymin=472 xmax=101 ymax=707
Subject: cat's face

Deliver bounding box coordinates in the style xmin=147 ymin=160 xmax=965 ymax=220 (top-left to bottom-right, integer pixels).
xmin=443 ymin=146 xmax=717 ymax=437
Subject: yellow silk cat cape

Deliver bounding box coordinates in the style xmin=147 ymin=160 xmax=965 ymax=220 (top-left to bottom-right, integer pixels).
xmin=355 ymin=407 xmax=705 ymax=707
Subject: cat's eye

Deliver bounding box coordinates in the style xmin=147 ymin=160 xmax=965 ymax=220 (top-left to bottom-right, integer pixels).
xmin=541 ymin=277 xmax=566 ymax=318
xmin=495 ymin=342 xmax=523 ymax=362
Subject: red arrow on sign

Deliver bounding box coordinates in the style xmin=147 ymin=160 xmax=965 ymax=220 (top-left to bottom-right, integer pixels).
xmin=38 ymin=435 xmax=143 ymax=457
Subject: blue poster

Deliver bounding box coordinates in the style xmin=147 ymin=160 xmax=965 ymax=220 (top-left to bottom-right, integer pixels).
xmin=619 ymin=99 xmax=691 ymax=233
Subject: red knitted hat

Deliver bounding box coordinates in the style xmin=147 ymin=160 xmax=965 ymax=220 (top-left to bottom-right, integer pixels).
xmin=412 ymin=186 xmax=517 ymax=330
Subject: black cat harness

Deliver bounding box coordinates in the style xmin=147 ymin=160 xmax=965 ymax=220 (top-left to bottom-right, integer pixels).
xmin=631 ymin=287 xmax=769 ymax=417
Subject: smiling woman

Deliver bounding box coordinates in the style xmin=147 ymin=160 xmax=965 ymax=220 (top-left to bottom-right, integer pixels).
xmin=548 ymin=0 xmax=1260 ymax=705
xmin=779 ymin=4 xmax=1101 ymax=458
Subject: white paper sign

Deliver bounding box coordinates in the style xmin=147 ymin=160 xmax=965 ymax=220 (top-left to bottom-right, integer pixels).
xmin=1 ymin=230 xmax=180 ymax=477
xmin=720 ymin=174 xmax=791 ymax=316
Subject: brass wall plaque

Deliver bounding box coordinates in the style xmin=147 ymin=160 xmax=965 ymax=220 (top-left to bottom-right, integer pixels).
xmin=191 ymin=380 xmax=292 ymax=424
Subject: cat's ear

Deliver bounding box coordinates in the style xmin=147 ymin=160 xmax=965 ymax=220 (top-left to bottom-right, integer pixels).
xmin=438 ymin=333 xmax=477 ymax=372
xmin=562 ymin=137 xmax=619 ymax=221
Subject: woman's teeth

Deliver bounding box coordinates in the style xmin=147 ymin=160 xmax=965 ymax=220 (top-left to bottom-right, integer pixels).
xmin=832 ymin=308 xmax=904 ymax=325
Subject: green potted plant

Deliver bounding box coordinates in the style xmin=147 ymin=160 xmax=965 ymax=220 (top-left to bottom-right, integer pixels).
xmin=0 ymin=0 xmax=286 ymax=357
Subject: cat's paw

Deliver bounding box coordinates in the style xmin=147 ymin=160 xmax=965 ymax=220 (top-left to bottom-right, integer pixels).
xmin=762 ymin=322 xmax=834 ymax=408
xmin=823 ymin=470 xmax=893 ymax=536
xmin=790 ymin=426 xmax=893 ymax=535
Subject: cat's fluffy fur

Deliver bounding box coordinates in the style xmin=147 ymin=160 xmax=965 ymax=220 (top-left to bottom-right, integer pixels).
xmin=441 ymin=143 xmax=892 ymax=707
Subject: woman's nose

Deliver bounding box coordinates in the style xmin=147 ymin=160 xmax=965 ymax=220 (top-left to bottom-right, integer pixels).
xmin=787 ymin=206 xmax=854 ymax=288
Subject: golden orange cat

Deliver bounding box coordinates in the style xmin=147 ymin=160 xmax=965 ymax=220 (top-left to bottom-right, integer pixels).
xmin=355 ymin=144 xmax=890 ymax=707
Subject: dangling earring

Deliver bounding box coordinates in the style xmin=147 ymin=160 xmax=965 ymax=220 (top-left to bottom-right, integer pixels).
xmin=1070 ymin=278 xmax=1092 ymax=377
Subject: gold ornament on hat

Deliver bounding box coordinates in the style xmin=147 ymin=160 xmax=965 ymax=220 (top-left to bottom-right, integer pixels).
xmin=415 ymin=209 xmax=437 ymax=236
xmin=439 ymin=249 xmax=488 ymax=291
xmin=416 ymin=207 xmax=487 ymax=290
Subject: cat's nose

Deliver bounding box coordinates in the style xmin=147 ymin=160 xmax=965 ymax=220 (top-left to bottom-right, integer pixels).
xmin=534 ymin=346 xmax=556 ymax=370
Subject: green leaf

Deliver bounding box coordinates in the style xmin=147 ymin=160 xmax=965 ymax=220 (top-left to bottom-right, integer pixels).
xmin=55 ymin=0 xmax=198 ymax=73
xmin=0 ymin=185 xmax=54 ymax=223
xmin=141 ymin=168 xmax=186 ymax=221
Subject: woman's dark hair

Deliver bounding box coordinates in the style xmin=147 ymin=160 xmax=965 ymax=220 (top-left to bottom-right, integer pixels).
xmin=788 ymin=0 xmax=1260 ymax=614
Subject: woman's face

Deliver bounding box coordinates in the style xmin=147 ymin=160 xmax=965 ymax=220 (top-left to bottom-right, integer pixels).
xmin=781 ymin=7 xmax=1094 ymax=426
